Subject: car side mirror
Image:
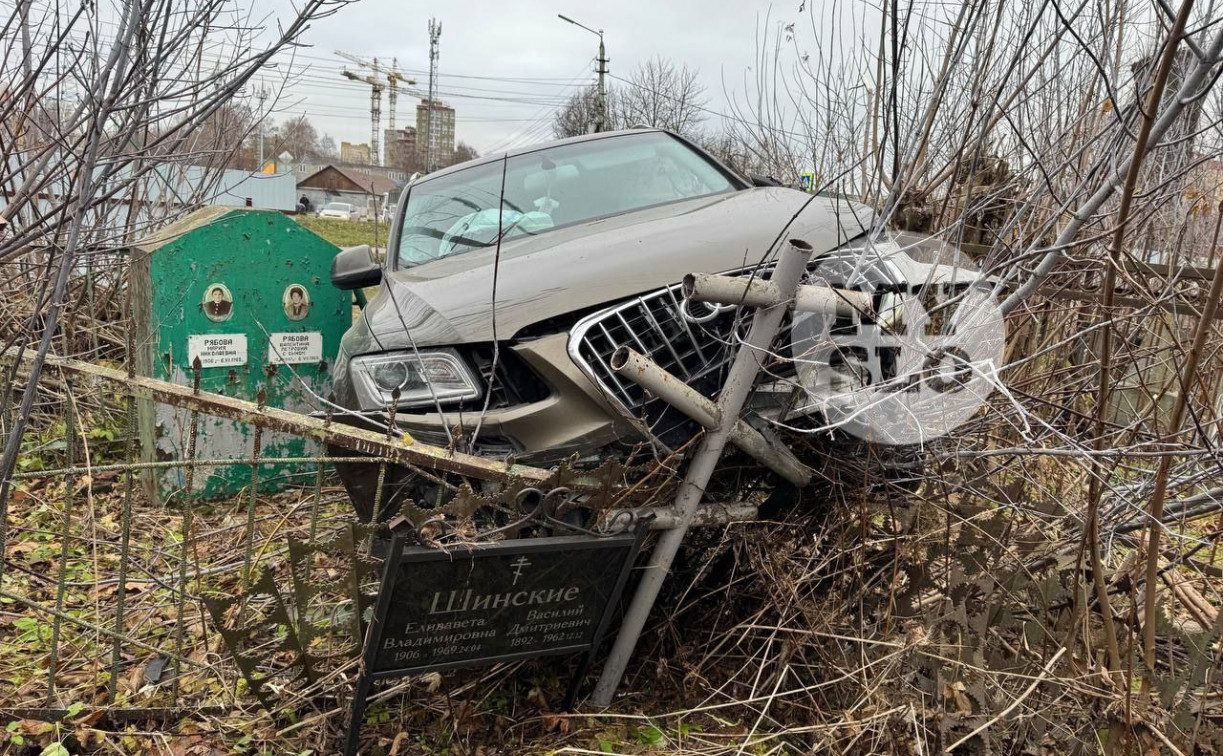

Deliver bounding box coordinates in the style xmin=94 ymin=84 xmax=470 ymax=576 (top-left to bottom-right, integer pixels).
xmin=331 ymin=245 xmax=382 ymax=290
xmin=749 ymin=173 xmax=782 ymax=187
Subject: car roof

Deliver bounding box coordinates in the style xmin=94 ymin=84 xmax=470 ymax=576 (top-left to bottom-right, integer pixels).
xmin=413 ymin=128 xmax=725 ymax=185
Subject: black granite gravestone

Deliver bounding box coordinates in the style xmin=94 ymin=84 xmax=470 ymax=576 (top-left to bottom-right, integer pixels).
xmin=345 ymin=528 xmax=645 ymax=755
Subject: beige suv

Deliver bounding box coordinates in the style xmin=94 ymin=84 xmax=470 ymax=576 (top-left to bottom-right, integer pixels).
xmin=328 ymin=129 xmax=939 ymax=520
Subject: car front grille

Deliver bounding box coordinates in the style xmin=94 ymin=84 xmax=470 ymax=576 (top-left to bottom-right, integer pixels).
xmin=565 ymin=257 xmax=893 ymax=430
xmin=565 ymin=242 xmax=979 ymax=447
xmin=568 ymin=281 xmax=746 ymax=416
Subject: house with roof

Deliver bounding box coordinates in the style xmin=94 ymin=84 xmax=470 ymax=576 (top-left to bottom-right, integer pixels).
xmin=295 ymin=165 xmax=402 ymax=219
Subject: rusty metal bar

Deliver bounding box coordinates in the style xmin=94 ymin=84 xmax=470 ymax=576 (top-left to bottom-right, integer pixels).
xmin=604 ymin=501 xmax=758 ymax=530
xmin=684 ymin=272 xmax=873 ymax=317
xmin=308 ymin=399 xmax=336 ymax=544
xmin=1040 ymin=287 xmax=1223 ymax=319
xmin=22 ymin=355 xmax=565 ymax=486
xmin=592 ymin=238 xmax=817 ymax=705
xmin=241 ymin=385 xmax=268 ymax=587
xmin=0 ymin=586 xmax=206 ymax=669
xmin=1123 ymin=259 xmax=1218 ymax=282
xmin=611 ymin=347 xmax=811 ymax=487
xmin=107 ymin=364 xmax=139 ymax=705
xmin=368 ymin=393 xmax=398 ymax=524
xmin=172 ymin=362 xmax=203 ymax=700
xmin=46 ymin=373 xmax=77 ymax=705
xmin=11 ymin=456 xmax=391 ymax=480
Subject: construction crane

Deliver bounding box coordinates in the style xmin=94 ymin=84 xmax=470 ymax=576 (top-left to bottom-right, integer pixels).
xmin=336 ymin=52 xmax=417 ymax=165
xmin=340 ymin=67 xmax=383 ymax=165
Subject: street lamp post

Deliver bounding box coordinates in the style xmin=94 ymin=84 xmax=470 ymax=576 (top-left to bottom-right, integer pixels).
xmin=558 ymin=13 xmax=608 ymax=133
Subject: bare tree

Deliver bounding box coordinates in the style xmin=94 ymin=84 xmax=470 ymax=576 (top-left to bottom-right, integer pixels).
xmin=705 ymin=3 xmax=1223 ymax=747
xmin=553 ymin=57 xmax=709 ymax=139
xmin=271 ymin=114 xmax=322 ymax=161
xmin=192 ymin=103 xmax=260 ymax=169
xmin=449 ymin=141 xmax=480 ymax=166
xmin=618 ymin=56 xmax=708 ymax=135
xmin=316 ymin=133 xmax=339 ymax=160
xmin=552 ymin=85 xmax=621 ymax=138
xmin=6 ymin=1 xmax=1223 ymax=753
xmin=700 ymin=130 xmax=789 ymax=179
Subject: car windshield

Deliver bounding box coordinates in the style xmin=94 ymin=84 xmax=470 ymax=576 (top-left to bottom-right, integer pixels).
xmin=396 ymin=132 xmax=738 ymax=267
xmin=326 ymin=203 xmax=353 ymax=212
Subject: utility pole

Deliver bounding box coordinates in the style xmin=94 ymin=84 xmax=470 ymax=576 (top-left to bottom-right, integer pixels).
xmin=425 ymin=19 xmax=442 ymax=173
xmin=595 ymin=36 xmax=608 ymax=132
xmin=558 ymin=14 xmax=608 ymax=132
xmin=255 ymin=82 xmax=269 ymax=169
xmin=336 ymin=51 xmax=416 ymax=166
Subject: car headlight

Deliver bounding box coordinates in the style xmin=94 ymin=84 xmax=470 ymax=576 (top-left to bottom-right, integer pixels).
xmin=350 ymin=349 xmax=482 ymax=410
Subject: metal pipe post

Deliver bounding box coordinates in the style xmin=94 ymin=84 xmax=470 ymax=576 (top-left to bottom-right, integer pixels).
xmin=590 ymin=238 xmax=815 ymax=705
xmin=611 ymin=347 xmax=811 ymax=487
xmin=684 ymin=272 xmax=873 ymax=317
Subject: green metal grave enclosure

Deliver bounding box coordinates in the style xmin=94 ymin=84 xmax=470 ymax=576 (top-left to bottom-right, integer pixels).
xmin=131 ymin=206 xmax=349 ymax=502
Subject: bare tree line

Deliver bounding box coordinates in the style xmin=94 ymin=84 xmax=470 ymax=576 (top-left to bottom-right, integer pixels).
xmin=553 ymin=55 xmax=710 ymax=138
xmin=702 ymin=1 xmax=1223 ymax=748
xmin=541 ymin=0 xmax=1223 ymax=749
xmin=0 ymin=0 xmax=355 ymax=578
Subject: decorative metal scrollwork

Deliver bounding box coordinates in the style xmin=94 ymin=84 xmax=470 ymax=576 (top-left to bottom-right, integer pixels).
xmin=207 ymin=457 xmax=652 ymax=701
xmin=389 ymin=456 xmax=651 ymax=544
xmin=397 ymin=483 xmax=642 ymax=543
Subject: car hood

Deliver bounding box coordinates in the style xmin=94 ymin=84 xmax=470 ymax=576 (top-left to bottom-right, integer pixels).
xmin=356 ymin=188 xmax=873 ymax=348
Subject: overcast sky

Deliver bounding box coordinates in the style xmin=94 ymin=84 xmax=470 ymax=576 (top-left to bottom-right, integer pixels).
xmin=262 ymin=0 xmax=802 ymax=157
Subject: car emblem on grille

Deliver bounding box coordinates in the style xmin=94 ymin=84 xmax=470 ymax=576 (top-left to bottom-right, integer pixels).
xmin=679 ymin=295 xmax=737 ymax=324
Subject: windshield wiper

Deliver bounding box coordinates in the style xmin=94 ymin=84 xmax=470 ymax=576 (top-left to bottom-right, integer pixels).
xmin=401 ymin=224 xmax=490 ymax=250
xmin=439 ymin=194 xmax=527 ymax=215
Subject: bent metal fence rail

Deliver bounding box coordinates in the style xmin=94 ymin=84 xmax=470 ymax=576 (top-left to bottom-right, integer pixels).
xmin=0 ymin=353 xmax=677 ymax=723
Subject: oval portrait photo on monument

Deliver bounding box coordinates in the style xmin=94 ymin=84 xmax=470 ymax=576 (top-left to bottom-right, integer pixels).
xmin=202 ymin=283 xmax=233 ymax=322
xmin=283 ymin=284 xmax=311 ymax=321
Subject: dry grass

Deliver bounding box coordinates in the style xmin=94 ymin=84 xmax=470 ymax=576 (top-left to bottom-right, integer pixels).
xmin=296 ymin=215 xmax=392 ymax=250
xmin=6 ymin=454 xmax=1220 ymax=755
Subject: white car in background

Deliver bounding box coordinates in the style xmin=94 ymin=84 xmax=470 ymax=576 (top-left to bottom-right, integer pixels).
xmin=319 ymin=201 xmax=358 ymax=220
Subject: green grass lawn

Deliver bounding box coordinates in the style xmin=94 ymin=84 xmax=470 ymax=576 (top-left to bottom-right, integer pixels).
xmin=296 ymin=215 xmax=391 ymax=249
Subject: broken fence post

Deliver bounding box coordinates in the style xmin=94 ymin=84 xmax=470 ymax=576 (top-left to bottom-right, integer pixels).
xmin=590 ymin=238 xmax=816 ymax=706
xmin=683 ymin=272 xmax=873 ymax=317
xmin=611 ymin=346 xmax=811 ymax=487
